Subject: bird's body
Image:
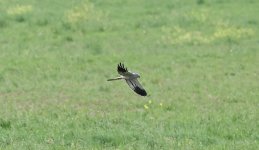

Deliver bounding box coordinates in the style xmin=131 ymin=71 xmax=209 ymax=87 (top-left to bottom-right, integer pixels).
xmin=107 ymin=63 xmax=147 ymax=96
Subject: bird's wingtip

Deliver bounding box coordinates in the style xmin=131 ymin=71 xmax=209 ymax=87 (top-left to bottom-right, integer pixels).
xmin=134 ymin=87 xmax=147 ymax=96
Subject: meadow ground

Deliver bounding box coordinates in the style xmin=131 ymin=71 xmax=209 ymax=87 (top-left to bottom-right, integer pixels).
xmin=0 ymin=0 xmax=258 ymax=149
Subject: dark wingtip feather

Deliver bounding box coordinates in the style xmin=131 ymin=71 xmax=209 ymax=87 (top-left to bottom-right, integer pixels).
xmin=134 ymin=87 xmax=147 ymax=96
xmin=117 ymin=62 xmax=128 ymax=73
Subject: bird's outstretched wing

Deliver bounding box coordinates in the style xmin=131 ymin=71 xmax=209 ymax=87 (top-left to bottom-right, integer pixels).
xmin=125 ymin=79 xmax=147 ymax=96
xmin=117 ymin=63 xmax=132 ymax=76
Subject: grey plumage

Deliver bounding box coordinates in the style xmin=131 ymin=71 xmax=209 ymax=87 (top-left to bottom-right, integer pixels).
xmin=107 ymin=63 xmax=147 ymax=96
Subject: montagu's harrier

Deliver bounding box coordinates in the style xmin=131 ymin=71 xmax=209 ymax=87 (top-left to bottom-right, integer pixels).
xmin=107 ymin=63 xmax=147 ymax=96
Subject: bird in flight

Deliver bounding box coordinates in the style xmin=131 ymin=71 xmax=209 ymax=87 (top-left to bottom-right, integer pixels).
xmin=107 ymin=63 xmax=147 ymax=96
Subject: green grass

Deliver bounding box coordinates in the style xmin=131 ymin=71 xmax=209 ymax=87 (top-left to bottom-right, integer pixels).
xmin=0 ymin=0 xmax=258 ymax=149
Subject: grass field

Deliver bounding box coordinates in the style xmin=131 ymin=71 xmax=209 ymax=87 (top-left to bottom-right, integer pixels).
xmin=0 ymin=0 xmax=258 ymax=149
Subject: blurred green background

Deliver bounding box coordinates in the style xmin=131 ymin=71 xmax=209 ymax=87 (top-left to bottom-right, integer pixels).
xmin=0 ymin=0 xmax=258 ymax=149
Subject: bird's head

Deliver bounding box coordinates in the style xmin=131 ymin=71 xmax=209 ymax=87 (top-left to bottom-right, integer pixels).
xmin=133 ymin=73 xmax=140 ymax=78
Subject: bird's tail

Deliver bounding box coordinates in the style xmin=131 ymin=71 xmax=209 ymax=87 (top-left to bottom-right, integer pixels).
xmin=107 ymin=77 xmax=124 ymax=81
